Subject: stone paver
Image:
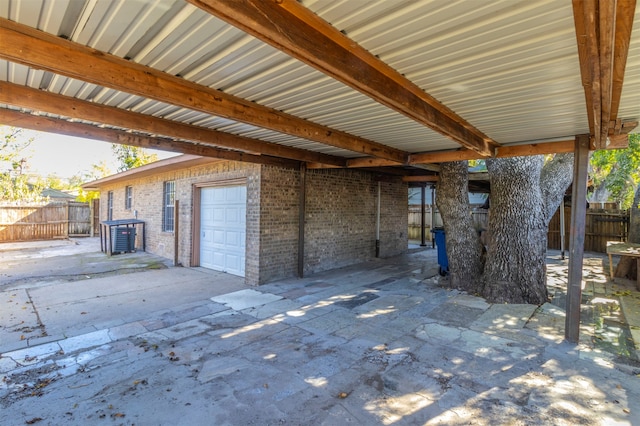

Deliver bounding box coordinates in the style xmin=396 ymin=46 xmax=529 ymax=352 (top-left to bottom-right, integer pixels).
xmin=0 ymin=246 xmax=639 ymax=425
xmin=211 ymin=288 xmax=283 ymax=310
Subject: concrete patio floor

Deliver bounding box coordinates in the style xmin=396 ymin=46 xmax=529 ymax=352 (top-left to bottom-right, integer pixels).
xmin=1 ymin=239 xmax=639 ymax=425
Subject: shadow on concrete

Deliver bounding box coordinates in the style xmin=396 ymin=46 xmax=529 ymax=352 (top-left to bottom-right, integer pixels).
xmin=0 ymin=242 xmax=639 ymax=424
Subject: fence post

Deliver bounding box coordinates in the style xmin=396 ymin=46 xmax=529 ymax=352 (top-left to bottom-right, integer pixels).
xmin=90 ymin=200 xmax=94 ymax=237
xmin=65 ymin=200 xmax=70 ymax=239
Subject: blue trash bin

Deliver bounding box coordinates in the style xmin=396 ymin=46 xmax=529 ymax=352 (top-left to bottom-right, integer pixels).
xmin=431 ymin=227 xmax=449 ymax=276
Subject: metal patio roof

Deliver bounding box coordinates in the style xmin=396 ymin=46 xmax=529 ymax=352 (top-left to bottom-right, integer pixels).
xmin=0 ymin=0 xmax=638 ymax=177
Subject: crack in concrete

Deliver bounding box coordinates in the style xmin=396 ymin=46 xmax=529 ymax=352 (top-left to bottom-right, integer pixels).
xmin=25 ymin=288 xmax=47 ymax=341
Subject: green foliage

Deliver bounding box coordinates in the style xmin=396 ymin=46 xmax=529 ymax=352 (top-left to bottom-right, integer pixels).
xmin=86 ymin=161 xmax=113 ymax=181
xmin=468 ymin=159 xmax=486 ymax=170
xmin=589 ymin=133 xmax=640 ymax=209
xmin=73 ymin=160 xmax=114 ymax=202
xmin=1 ymin=127 xmax=32 ymax=166
xmin=0 ymin=174 xmax=45 ymax=203
xmin=0 ymin=127 xmax=44 ymax=203
xmin=75 ymin=189 xmax=100 ymax=203
xmin=112 ymin=144 xmax=158 ymax=172
xmin=0 ymin=127 xmax=129 ymax=203
xmin=41 ymin=174 xmax=67 ymax=190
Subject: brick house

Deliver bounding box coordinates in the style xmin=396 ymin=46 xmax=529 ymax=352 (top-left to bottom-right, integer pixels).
xmin=83 ymin=155 xmax=408 ymax=286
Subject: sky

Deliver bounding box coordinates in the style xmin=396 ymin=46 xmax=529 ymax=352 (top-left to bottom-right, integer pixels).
xmin=4 ymin=128 xmax=177 ymax=179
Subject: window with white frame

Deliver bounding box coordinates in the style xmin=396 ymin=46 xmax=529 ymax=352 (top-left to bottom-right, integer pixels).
xmin=125 ymin=186 xmax=133 ymax=210
xmin=162 ymin=181 xmax=175 ymax=232
xmin=107 ymin=191 xmax=114 ymax=221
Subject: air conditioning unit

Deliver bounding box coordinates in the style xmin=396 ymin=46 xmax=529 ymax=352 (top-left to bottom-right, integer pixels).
xmin=111 ymin=227 xmax=136 ymax=254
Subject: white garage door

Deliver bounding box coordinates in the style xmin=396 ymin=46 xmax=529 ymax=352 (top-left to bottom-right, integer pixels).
xmin=200 ymin=185 xmax=246 ymax=277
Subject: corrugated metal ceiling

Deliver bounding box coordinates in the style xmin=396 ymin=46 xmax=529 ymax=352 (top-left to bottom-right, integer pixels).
xmin=0 ymin=0 xmax=638 ymax=162
xmin=304 ymin=0 xmax=590 ymax=143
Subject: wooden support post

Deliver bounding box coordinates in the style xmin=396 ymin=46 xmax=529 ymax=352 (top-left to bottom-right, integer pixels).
xmin=99 ymin=222 xmax=104 ymax=253
xmin=298 ymin=164 xmax=306 ymax=277
xmin=173 ymin=199 xmax=179 ymax=266
xmin=565 ymin=135 xmax=590 ymax=343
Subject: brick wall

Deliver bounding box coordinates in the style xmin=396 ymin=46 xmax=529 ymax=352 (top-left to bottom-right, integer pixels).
xmin=98 ymin=159 xmax=407 ymax=286
xmin=98 ymin=160 xmax=261 ymax=283
xmin=302 ymin=169 xmax=407 ymax=275
xmin=377 ymin=179 xmax=408 ymax=257
xmin=257 ymin=166 xmax=300 ymax=283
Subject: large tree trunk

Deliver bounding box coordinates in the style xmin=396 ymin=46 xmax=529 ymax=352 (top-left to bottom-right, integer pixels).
xmin=436 ymin=155 xmax=574 ymax=304
xmin=436 ymin=161 xmax=484 ymax=293
xmin=482 ymin=154 xmax=574 ymax=304
xmin=483 ymin=157 xmax=548 ymax=304
xmin=615 ymin=185 xmax=639 ymax=280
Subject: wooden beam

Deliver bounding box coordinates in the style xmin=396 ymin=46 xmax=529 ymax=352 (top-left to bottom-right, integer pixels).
xmin=621 ymin=120 xmax=639 ymax=133
xmin=404 ymin=176 xmax=439 ymax=183
xmin=468 ymin=173 xmax=490 ymax=181
xmin=314 ymin=156 xmax=440 ymax=172
xmin=573 ymin=0 xmax=636 ymax=149
xmin=411 ymin=141 xmax=578 ymax=163
xmin=411 ymin=164 xmax=441 ymax=172
xmin=347 ymin=140 xmax=581 ymax=169
xmin=598 ymin=0 xmax=616 ymax=146
xmin=410 ymin=150 xmax=482 ymax=164
xmin=0 ymin=81 xmax=346 ymax=167
xmin=403 ymin=172 xmax=488 ymax=183
xmin=188 ymin=0 xmax=498 ymax=157
xmin=608 ymin=133 xmax=629 ymax=149
xmin=360 ymin=167 xmax=412 ymax=176
xmin=611 ymin=0 xmax=637 ymax=120
xmin=0 ymin=18 xmax=406 ymax=163
xmin=0 ymin=109 xmax=299 ymax=168
xmin=573 ymin=0 xmax=601 ymax=146
xmin=607 ymin=119 xmax=638 ymax=148
xmin=565 ymin=134 xmax=590 ymax=343
xmin=495 ymin=140 xmax=576 ymax=157
xmin=347 ymin=157 xmax=402 ymax=168
xmin=305 ymin=162 xmax=342 ymax=169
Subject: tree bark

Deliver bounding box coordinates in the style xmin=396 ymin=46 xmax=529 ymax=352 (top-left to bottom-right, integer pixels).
xmin=483 ymin=157 xmax=549 ymax=304
xmin=615 ymin=185 xmax=639 ymax=280
xmin=437 ymin=155 xmax=574 ymax=305
xmin=540 ymin=153 xmax=574 ymax=225
xmin=436 ymin=161 xmax=484 ymax=293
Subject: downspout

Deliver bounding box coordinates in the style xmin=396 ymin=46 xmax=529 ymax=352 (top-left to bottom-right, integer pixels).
xmin=420 ymin=184 xmax=427 ymax=247
xmin=431 ymin=185 xmax=436 ymax=249
xmin=375 ymin=181 xmax=381 ymax=257
xmin=560 ymin=200 xmax=566 ymax=260
xmin=298 ymin=163 xmax=306 ymax=277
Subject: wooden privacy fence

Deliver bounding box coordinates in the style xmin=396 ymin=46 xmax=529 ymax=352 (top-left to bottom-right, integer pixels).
xmin=408 ymin=205 xmax=440 ymax=241
xmin=408 ymin=206 xmax=488 ymax=241
xmin=0 ymin=201 xmax=92 ymax=242
xmin=409 ymin=205 xmax=629 ymax=253
xmin=548 ymin=207 xmax=629 ymax=253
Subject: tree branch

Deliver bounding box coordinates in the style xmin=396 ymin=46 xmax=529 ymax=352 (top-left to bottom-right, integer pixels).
xmin=540 ymin=153 xmax=575 ymax=226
